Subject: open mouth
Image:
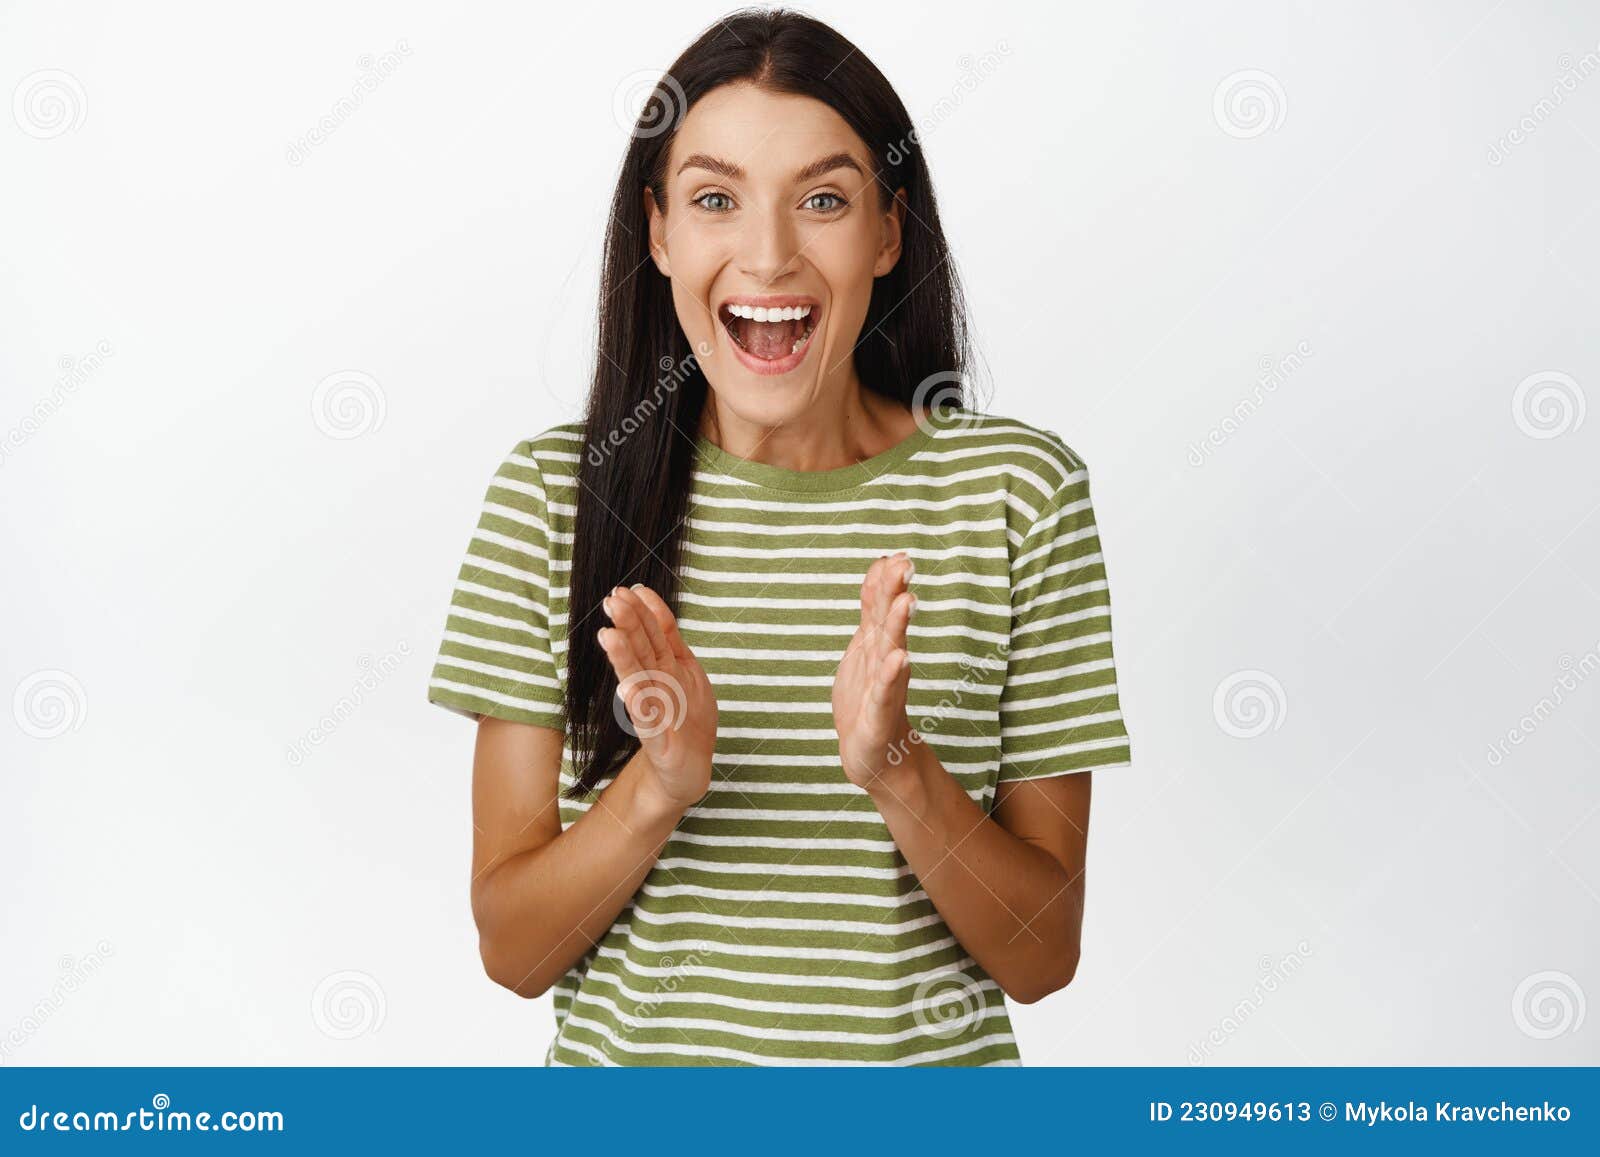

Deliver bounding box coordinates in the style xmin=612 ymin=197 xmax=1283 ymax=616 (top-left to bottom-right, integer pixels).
xmin=718 ymin=300 xmax=819 ymax=363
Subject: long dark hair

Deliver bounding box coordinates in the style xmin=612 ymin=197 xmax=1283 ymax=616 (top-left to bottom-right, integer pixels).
xmin=563 ymin=6 xmax=973 ymax=798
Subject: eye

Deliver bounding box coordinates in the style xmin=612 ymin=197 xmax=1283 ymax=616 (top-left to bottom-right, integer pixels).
xmin=693 ymin=191 xmax=734 ymax=213
xmin=805 ymin=192 xmax=847 ymax=212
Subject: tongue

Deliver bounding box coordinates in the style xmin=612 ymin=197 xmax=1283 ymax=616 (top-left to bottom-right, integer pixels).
xmin=737 ymin=317 xmax=803 ymax=360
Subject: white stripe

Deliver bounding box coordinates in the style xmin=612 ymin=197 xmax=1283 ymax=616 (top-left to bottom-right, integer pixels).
xmin=563 ymin=1004 xmax=1011 ymax=1056
xmin=586 ymin=950 xmax=970 ymax=993
xmin=615 ymin=926 xmax=959 ymax=964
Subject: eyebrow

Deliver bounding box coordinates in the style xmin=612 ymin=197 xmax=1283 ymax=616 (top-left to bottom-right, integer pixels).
xmin=675 ymin=151 xmax=864 ymax=183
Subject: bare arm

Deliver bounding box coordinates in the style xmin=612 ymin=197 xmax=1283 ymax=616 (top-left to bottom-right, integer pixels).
xmin=469 ymin=720 xmax=690 ymax=998
xmin=833 ymin=551 xmax=1092 ymax=1004
xmin=469 ymin=583 xmax=717 ymax=998
xmin=866 ymin=752 xmax=1091 ymax=1003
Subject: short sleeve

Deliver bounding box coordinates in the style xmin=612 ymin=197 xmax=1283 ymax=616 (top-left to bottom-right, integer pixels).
xmin=997 ymin=454 xmax=1132 ymax=783
xmin=426 ymin=440 xmax=567 ymax=731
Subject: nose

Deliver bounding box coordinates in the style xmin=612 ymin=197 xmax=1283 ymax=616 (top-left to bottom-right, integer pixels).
xmin=737 ymin=204 xmax=802 ymax=287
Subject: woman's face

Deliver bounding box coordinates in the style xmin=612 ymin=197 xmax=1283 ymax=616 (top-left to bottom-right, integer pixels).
xmin=646 ymin=82 xmax=904 ymax=430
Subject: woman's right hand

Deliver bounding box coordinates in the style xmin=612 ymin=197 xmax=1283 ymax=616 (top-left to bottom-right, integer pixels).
xmin=596 ymin=583 xmax=717 ymax=813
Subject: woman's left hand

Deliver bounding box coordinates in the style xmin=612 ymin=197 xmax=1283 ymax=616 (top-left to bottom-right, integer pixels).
xmin=832 ymin=551 xmax=918 ymax=789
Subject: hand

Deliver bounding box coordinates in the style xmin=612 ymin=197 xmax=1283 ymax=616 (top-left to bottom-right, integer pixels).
xmin=832 ymin=551 xmax=918 ymax=789
xmin=596 ymin=583 xmax=717 ymax=813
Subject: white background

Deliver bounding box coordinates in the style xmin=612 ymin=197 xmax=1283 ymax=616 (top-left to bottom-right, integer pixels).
xmin=2 ymin=0 xmax=1597 ymax=1065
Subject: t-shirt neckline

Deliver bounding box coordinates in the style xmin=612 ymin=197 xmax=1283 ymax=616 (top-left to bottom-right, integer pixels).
xmin=692 ymin=419 xmax=936 ymax=493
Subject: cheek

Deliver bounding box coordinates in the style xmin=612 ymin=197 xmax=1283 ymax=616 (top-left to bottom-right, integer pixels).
xmin=808 ymin=221 xmax=880 ymax=319
xmin=670 ymin=283 xmax=717 ymax=341
xmin=664 ymin=226 xmax=727 ymax=317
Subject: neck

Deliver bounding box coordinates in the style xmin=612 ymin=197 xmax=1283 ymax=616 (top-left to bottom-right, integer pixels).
xmin=698 ymin=376 xmax=914 ymax=472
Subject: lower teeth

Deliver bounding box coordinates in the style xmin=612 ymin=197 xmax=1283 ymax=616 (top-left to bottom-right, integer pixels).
xmin=725 ymin=316 xmax=814 ymax=359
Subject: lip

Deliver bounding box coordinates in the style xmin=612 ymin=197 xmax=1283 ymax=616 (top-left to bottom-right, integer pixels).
xmin=716 ymin=293 xmax=822 ymax=377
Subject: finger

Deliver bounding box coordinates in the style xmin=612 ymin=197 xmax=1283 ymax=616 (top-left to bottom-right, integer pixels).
xmin=868 ymin=553 xmax=910 ymax=660
xmin=596 ymin=622 xmax=643 ymax=687
xmin=877 ymin=551 xmax=913 ymax=620
xmin=868 ymin=648 xmax=909 ymax=707
xmin=860 ymin=555 xmax=892 ymax=650
xmin=615 ymin=584 xmax=671 ymax=666
xmin=630 ymin=583 xmax=695 ymax=664
xmin=598 ymin=624 xmax=665 ymax=730
xmin=885 ymin=589 xmax=914 ymax=652
xmin=603 ymin=588 xmax=658 ymax=674
xmin=891 ymin=642 xmax=913 ymax=700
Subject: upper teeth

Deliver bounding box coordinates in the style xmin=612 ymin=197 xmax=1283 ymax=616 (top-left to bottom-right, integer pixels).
xmin=726 ymin=304 xmax=812 ymax=322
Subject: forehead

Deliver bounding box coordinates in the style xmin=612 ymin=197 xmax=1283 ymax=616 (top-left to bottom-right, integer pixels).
xmin=668 ymin=82 xmax=868 ymax=178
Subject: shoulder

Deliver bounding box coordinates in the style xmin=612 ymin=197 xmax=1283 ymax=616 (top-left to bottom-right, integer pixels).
xmin=508 ymin=421 xmax=586 ymax=481
xmin=937 ymin=410 xmax=1090 ymax=511
xmin=472 ymin=423 xmax=585 ymax=527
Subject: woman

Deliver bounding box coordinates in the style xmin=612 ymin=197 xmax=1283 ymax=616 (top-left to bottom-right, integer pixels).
xmin=426 ymin=7 xmax=1132 ymax=1065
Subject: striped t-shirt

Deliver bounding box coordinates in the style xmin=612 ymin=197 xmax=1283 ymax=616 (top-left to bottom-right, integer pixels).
xmin=426 ymin=411 xmax=1133 ymax=1065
